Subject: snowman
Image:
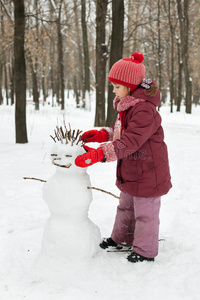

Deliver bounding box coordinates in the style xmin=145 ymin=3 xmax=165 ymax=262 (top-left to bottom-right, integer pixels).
xmin=41 ymin=125 xmax=101 ymax=261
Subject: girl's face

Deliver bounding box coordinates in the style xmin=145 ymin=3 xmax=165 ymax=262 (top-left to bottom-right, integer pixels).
xmin=112 ymin=83 xmax=130 ymax=100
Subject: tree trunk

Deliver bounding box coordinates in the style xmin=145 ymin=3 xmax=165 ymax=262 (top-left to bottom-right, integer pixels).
xmin=49 ymin=39 xmax=55 ymax=106
xmin=126 ymin=0 xmax=133 ymax=58
xmin=193 ymin=83 xmax=200 ymax=106
xmin=177 ymin=40 xmax=182 ymax=111
xmin=73 ymin=0 xmax=84 ymax=99
xmin=9 ymin=56 xmax=15 ymax=105
xmin=176 ymin=0 xmax=192 ymax=113
xmin=106 ymin=0 xmax=124 ymax=127
xmin=0 ymin=3 xmax=4 ymax=105
xmin=10 ymin=57 xmax=15 ymax=105
xmin=163 ymin=0 xmax=175 ymax=113
xmin=95 ymin=0 xmax=108 ymax=127
xmin=0 ymin=60 xmax=3 ymax=105
xmin=157 ymin=0 xmax=162 ymax=110
xmin=65 ymin=2 xmax=80 ymax=107
xmin=33 ymin=0 xmax=39 ymax=110
xmin=81 ymin=0 xmax=90 ymax=97
xmin=14 ymin=0 xmax=28 ymax=143
xmin=41 ymin=76 xmax=45 ymax=104
xmin=4 ymin=63 xmax=9 ymax=105
xmin=32 ymin=69 xmax=39 ymax=109
xmin=170 ymin=31 xmax=174 ymax=113
xmin=24 ymin=46 xmax=40 ymax=109
xmin=57 ymin=0 xmax=65 ymax=110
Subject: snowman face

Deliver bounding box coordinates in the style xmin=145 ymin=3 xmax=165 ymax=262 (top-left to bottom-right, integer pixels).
xmin=51 ymin=142 xmax=85 ymax=172
xmin=50 ymin=125 xmax=85 ymax=172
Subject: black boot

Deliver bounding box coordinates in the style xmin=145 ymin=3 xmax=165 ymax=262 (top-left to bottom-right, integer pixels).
xmin=99 ymin=237 xmax=132 ymax=250
xmin=127 ymin=252 xmax=154 ymax=263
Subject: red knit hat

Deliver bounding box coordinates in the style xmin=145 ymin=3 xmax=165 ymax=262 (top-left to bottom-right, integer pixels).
xmin=108 ymin=52 xmax=145 ymax=93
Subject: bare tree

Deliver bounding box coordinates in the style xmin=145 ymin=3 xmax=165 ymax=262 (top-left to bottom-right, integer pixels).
xmin=176 ymin=38 xmax=183 ymax=111
xmin=0 ymin=64 xmax=3 ymax=104
xmin=95 ymin=0 xmax=108 ymax=126
xmin=176 ymin=0 xmax=192 ymax=113
xmin=157 ymin=0 xmax=162 ymax=110
xmin=0 ymin=2 xmax=3 ymax=105
xmin=106 ymin=0 xmax=124 ymax=126
xmin=164 ymin=0 xmax=176 ymax=113
xmin=33 ymin=0 xmax=40 ymax=110
xmin=0 ymin=61 xmax=3 ymax=104
xmin=0 ymin=5 xmax=3 ymax=105
xmin=57 ymin=0 xmax=65 ymax=110
xmin=73 ymin=0 xmax=84 ymax=101
xmin=9 ymin=54 xmax=15 ymax=105
xmin=81 ymin=0 xmax=90 ymax=98
xmin=14 ymin=0 xmax=28 ymax=143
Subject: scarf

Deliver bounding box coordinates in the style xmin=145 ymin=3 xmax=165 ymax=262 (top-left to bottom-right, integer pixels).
xmin=113 ymin=96 xmax=145 ymax=141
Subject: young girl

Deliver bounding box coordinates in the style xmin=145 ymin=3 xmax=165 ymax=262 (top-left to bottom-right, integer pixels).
xmin=75 ymin=52 xmax=172 ymax=263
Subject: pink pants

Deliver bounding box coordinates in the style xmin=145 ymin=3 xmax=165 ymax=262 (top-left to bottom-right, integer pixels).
xmin=111 ymin=192 xmax=161 ymax=258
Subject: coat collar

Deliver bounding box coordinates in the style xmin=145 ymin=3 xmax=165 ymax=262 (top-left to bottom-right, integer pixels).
xmin=113 ymin=95 xmax=145 ymax=112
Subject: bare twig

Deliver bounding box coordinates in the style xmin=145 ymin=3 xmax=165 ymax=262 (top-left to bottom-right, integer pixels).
xmin=23 ymin=177 xmax=47 ymax=182
xmin=50 ymin=123 xmax=82 ymax=145
xmin=60 ymin=126 xmax=65 ymax=139
xmin=52 ymin=159 xmax=72 ymax=168
xmin=76 ymin=133 xmax=83 ymax=145
xmin=107 ymin=249 xmax=132 ymax=253
xmin=72 ymin=129 xmax=75 ymax=140
xmin=50 ymin=135 xmax=56 ymax=143
xmin=87 ymin=186 xmax=123 ymax=201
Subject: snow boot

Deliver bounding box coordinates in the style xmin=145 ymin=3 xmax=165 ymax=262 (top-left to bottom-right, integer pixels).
xmin=127 ymin=252 xmax=154 ymax=263
xmin=99 ymin=237 xmax=132 ymax=251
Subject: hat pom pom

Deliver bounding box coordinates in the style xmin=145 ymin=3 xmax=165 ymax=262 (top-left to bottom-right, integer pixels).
xmin=131 ymin=52 xmax=144 ymax=63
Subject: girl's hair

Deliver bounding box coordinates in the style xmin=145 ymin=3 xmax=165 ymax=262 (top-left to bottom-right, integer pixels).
xmin=110 ymin=82 xmax=131 ymax=94
xmin=144 ymin=83 xmax=158 ymax=97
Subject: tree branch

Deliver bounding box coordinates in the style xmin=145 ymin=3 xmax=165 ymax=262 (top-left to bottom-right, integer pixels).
xmin=23 ymin=177 xmax=46 ymax=182
xmin=87 ymin=186 xmax=123 ymax=201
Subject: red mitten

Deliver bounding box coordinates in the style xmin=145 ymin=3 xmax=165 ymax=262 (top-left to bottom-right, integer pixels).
xmin=81 ymin=130 xmax=108 ymax=143
xmin=75 ymin=145 xmax=105 ymax=168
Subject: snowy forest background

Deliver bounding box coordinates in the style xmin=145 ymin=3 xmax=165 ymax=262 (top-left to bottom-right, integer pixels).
xmin=0 ymin=0 xmax=199 ymax=143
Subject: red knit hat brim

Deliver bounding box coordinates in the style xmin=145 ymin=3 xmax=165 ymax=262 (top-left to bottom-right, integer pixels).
xmin=108 ymin=77 xmax=139 ymax=93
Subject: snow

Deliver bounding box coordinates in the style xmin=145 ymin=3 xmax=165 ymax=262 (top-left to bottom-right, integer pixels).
xmin=0 ymin=98 xmax=200 ymax=300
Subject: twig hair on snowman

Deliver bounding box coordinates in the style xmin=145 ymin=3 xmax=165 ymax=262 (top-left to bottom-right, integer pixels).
xmin=50 ymin=122 xmax=83 ymax=170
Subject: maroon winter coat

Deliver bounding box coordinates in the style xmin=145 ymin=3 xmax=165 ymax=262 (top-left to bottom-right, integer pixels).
xmin=111 ymin=86 xmax=172 ymax=198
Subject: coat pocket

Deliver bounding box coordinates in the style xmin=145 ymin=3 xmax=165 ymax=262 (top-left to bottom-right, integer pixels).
xmin=120 ymin=155 xmax=143 ymax=181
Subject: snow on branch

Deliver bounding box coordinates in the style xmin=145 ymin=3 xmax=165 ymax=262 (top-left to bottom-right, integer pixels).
xmin=50 ymin=0 xmax=57 ymax=11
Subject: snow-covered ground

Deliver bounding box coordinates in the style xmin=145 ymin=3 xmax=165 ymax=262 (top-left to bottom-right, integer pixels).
xmin=0 ymin=96 xmax=200 ymax=300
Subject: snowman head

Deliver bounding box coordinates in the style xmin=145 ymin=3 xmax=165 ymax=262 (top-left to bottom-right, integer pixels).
xmin=50 ymin=125 xmax=85 ymax=173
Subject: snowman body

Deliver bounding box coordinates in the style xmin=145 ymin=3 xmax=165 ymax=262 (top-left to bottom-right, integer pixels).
xmin=42 ymin=141 xmax=101 ymax=260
